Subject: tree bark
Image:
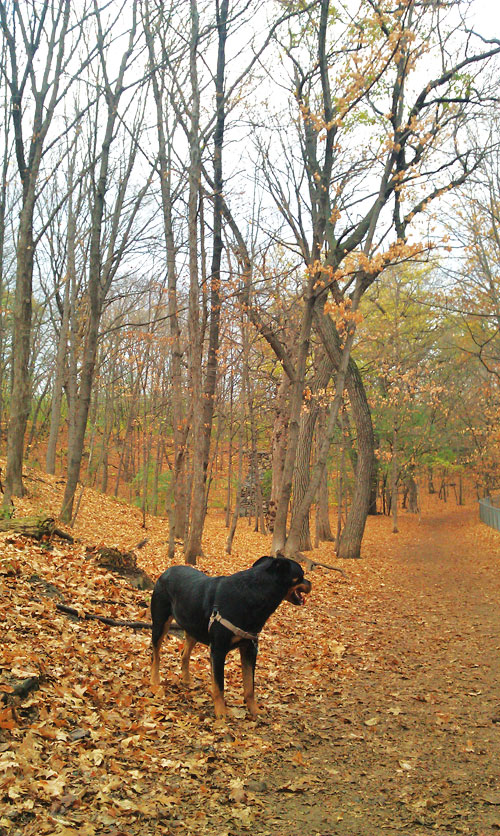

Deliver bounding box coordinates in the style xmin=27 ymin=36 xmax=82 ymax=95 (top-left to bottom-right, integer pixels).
xmin=226 ymin=424 xmax=244 ymax=554
xmin=271 ymin=291 xmax=316 ymax=554
xmin=61 ymin=6 xmax=141 ymax=522
xmin=0 ymin=66 xmax=9 ymax=433
xmin=144 ymin=3 xmax=188 ymax=540
xmin=46 ymin=144 xmax=77 ymax=475
xmin=270 ymin=372 xmax=291 ymax=510
xmin=391 ymin=426 xmax=399 ymax=534
xmin=315 ymin=410 xmax=334 ymax=542
xmin=5 ymin=201 xmax=35 ymax=501
xmin=290 ymin=352 xmax=333 ymax=550
xmin=1 ymin=0 xmax=72 ymax=507
xmin=185 ymin=0 xmax=228 ymax=562
xmin=283 ymin=285 xmax=361 ymax=557
xmin=314 ymin=308 xmax=375 ymax=559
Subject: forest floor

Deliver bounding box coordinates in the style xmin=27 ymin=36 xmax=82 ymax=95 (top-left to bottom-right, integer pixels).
xmin=1 ymin=470 xmax=500 ymax=836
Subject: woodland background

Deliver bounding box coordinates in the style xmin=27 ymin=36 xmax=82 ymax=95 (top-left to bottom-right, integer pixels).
xmin=0 ymin=0 xmax=500 ymax=562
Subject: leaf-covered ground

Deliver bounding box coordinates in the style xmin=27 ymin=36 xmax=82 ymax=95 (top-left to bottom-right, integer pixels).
xmin=1 ymin=472 xmax=500 ymax=835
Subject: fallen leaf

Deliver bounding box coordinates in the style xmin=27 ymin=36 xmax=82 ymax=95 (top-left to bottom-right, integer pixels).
xmin=483 ymin=792 xmax=500 ymax=805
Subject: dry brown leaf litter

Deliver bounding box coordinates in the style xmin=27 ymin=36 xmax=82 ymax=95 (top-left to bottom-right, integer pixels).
xmin=1 ymin=470 xmax=500 ymax=835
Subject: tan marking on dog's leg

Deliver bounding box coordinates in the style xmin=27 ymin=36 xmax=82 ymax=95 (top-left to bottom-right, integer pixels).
xmin=211 ymin=679 xmax=226 ymax=720
xmin=181 ymin=633 xmax=197 ymax=686
xmin=240 ymin=646 xmax=258 ymax=719
xmin=150 ymin=616 xmax=173 ymax=687
xmin=210 ymin=660 xmax=226 ymax=720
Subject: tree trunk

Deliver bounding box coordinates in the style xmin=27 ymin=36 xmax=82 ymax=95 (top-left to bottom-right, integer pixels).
xmin=26 ymin=379 xmax=51 ymax=454
xmin=61 ymin=315 xmax=100 ymax=522
xmin=283 ymin=285 xmax=361 ymax=557
xmin=114 ymin=374 xmax=140 ymax=497
xmin=290 ymin=353 xmax=333 ymax=550
xmin=335 ymin=410 xmax=346 ymax=553
xmin=60 ymin=5 xmax=139 ymax=522
xmin=338 ymin=361 xmax=374 ymax=558
xmin=46 ymin=145 xmax=77 ymax=475
xmin=368 ymin=433 xmax=379 ymax=515
xmin=314 ymin=307 xmax=375 ymax=559
xmin=1 ymin=0 xmax=72 ymax=508
xmin=226 ymin=425 xmax=244 ymax=554
xmin=4 ymin=200 xmax=35 ymax=504
xmin=144 ymin=6 xmax=188 ymax=540
xmin=241 ymin=317 xmax=267 ymax=535
xmin=391 ymin=426 xmax=399 ymax=534
xmin=270 ymin=373 xmax=291 ymax=509
xmin=406 ymin=468 xmax=419 ymax=513
xmin=183 ymin=0 xmax=204 ymax=564
xmin=0 ymin=80 xmax=9 ymax=432
xmin=225 ymin=373 xmax=234 ymax=528
xmin=185 ymin=0 xmax=228 ymax=562
xmin=271 ymin=291 xmax=316 ymax=553
xmin=99 ymin=370 xmax=115 ymax=494
xmin=315 ymin=411 xmax=334 ymax=542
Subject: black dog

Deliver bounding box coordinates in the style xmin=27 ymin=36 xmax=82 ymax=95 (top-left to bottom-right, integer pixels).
xmin=150 ymin=555 xmax=311 ymax=719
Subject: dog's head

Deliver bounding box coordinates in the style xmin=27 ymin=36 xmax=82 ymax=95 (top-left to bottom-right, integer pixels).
xmin=253 ymin=555 xmax=311 ymax=605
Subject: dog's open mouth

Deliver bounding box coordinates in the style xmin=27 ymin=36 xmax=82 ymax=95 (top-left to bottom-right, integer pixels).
xmin=286 ymin=580 xmax=312 ymax=606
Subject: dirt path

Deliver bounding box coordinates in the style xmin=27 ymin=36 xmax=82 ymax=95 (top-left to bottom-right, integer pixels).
xmin=256 ymin=506 xmax=500 ymax=836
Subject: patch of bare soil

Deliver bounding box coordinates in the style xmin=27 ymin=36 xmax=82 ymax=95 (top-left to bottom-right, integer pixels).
xmin=1 ymin=475 xmax=499 ymax=836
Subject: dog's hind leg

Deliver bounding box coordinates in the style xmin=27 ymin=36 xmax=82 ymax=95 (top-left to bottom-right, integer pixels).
xmin=239 ymin=641 xmax=258 ymax=719
xmin=150 ymin=590 xmax=173 ymax=687
xmin=180 ymin=633 xmax=197 ymax=686
xmin=210 ymin=647 xmax=228 ymax=720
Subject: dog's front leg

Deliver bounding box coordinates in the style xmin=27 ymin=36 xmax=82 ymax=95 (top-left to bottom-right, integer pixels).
xmin=180 ymin=633 xmax=197 ymax=686
xmin=239 ymin=641 xmax=258 ymax=718
xmin=210 ymin=646 xmax=227 ymax=719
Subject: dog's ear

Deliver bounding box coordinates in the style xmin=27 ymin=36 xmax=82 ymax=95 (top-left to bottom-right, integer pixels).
xmin=252 ymin=555 xmax=273 ymax=568
xmin=267 ymin=555 xmax=295 ymax=575
xmin=252 ymin=555 xmax=289 ymax=574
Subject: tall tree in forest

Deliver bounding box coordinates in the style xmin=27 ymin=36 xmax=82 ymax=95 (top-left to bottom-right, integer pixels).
xmin=0 ymin=36 xmax=12 ymax=429
xmin=183 ymin=0 xmax=204 ymax=562
xmin=146 ymin=0 xmax=232 ymax=561
xmin=143 ymin=0 xmax=189 ymax=541
xmin=313 ymin=309 xmax=375 ymax=558
xmin=0 ymin=0 xmax=85 ymax=507
xmin=184 ymin=0 xmax=229 ymax=563
xmin=45 ymin=131 xmax=83 ymax=476
xmin=238 ymin=0 xmax=500 ymax=557
xmin=60 ymin=1 xmax=151 ymax=521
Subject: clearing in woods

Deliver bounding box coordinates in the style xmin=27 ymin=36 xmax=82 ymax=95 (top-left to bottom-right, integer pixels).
xmin=1 ymin=476 xmax=499 ymax=836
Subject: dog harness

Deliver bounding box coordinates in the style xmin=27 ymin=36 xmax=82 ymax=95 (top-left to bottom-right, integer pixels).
xmin=208 ymin=610 xmax=259 ymax=643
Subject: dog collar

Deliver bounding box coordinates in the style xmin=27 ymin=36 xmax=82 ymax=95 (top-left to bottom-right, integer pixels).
xmin=208 ymin=610 xmax=259 ymax=642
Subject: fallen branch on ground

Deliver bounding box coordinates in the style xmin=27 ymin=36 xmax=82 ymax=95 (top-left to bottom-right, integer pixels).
xmin=55 ymin=603 xmax=183 ymax=634
xmin=295 ymin=552 xmax=347 ymax=577
xmin=0 ymin=515 xmax=73 ymax=542
xmin=55 ymin=603 xmax=151 ymax=629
